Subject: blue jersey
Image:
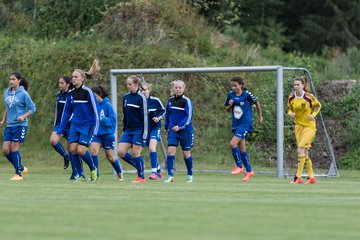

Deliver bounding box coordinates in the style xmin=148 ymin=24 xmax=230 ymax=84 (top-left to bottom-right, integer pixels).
xmin=122 ymin=89 xmax=148 ymax=139
xmin=148 ymin=96 xmax=166 ymax=131
xmin=164 ymin=95 xmax=194 ymax=131
xmin=4 ymin=86 xmax=36 ymax=127
xmin=224 ymin=90 xmax=257 ymax=131
xmin=53 ymin=91 xmax=70 ymax=128
xmin=57 ymin=84 xmax=99 ymax=136
xmin=97 ymin=97 xmax=116 ymax=136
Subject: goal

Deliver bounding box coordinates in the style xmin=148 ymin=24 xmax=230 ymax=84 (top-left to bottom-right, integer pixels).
xmin=110 ymin=66 xmax=339 ymax=178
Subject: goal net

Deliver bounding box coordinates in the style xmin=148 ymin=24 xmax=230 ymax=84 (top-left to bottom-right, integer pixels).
xmin=110 ymin=66 xmax=339 ymax=178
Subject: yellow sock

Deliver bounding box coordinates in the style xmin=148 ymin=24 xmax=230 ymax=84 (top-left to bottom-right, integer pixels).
xmin=296 ymin=154 xmax=306 ymax=178
xmin=305 ymin=157 xmax=315 ymax=178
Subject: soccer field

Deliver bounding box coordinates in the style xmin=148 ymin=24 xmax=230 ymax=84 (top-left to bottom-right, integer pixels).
xmin=1 ymin=168 xmax=359 ymax=240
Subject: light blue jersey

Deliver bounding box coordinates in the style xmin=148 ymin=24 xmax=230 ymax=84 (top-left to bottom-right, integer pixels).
xmin=4 ymin=86 xmax=36 ymax=127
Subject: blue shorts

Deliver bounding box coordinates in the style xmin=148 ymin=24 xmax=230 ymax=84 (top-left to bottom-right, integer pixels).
xmin=232 ymin=126 xmax=251 ymax=140
xmin=53 ymin=124 xmax=70 ymax=140
xmin=68 ymin=125 xmax=92 ymax=147
xmin=119 ymin=129 xmax=144 ymax=146
xmin=167 ymin=129 xmax=194 ymax=151
xmin=3 ymin=126 xmax=28 ymax=142
xmin=146 ymin=128 xmax=161 ymax=146
xmin=92 ymin=134 xmax=115 ymax=150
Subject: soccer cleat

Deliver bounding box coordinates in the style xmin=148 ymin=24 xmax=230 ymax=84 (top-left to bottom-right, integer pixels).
xmin=117 ymin=173 xmax=124 ymax=181
xmin=132 ymin=177 xmax=146 ymax=183
xmin=242 ymin=171 xmax=254 ymax=182
xmin=149 ymin=173 xmax=157 ymax=180
xmin=75 ymin=176 xmax=86 ymax=182
xmin=90 ymin=169 xmax=98 ymax=182
xmin=69 ymin=174 xmax=80 ymax=180
xmin=186 ymin=175 xmax=193 ymax=183
xmin=10 ymin=174 xmax=23 ymax=181
xmin=21 ymin=167 xmax=28 ymax=176
xmin=63 ymin=158 xmax=70 ymax=170
xmin=306 ymin=177 xmax=317 ymax=184
xmin=290 ymin=177 xmax=303 ymax=184
xmin=157 ymin=170 xmax=163 ymax=179
xmin=164 ymin=176 xmax=174 ymax=183
xmin=231 ymin=166 xmax=244 ymax=175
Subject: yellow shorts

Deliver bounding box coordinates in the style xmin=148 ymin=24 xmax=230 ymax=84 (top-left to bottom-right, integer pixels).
xmin=295 ymin=125 xmax=316 ymax=149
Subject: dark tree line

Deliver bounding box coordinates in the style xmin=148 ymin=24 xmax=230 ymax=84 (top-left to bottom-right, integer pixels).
xmin=189 ymin=0 xmax=360 ymax=53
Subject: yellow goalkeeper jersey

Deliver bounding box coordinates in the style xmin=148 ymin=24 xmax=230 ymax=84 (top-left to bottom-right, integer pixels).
xmin=287 ymin=91 xmax=321 ymax=128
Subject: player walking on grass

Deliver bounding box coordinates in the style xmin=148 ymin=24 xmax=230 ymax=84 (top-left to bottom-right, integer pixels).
xmin=90 ymin=85 xmax=123 ymax=181
xmin=224 ymin=76 xmax=262 ymax=182
xmin=164 ymin=80 xmax=194 ymax=183
xmin=57 ymin=60 xmax=100 ymax=182
xmin=117 ymin=75 xmax=148 ymax=183
xmin=141 ymin=82 xmax=165 ymax=180
xmin=0 ymin=72 xmax=36 ymax=180
xmin=50 ymin=76 xmax=78 ymax=179
xmin=287 ymin=76 xmax=321 ymax=184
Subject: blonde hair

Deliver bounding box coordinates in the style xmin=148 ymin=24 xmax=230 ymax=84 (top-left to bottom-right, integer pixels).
xmin=127 ymin=75 xmax=141 ymax=86
xmin=74 ymin=59 xmax=101 ymax=80
xmin=294 ymin=75 xmax=310 ymax=92
xmin=141 ymin=82 xmax=152 ymax=91
xmin=170 ymin=80 xmax=186 ymax=95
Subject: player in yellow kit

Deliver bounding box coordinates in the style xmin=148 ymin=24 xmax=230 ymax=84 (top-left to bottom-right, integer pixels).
xmin=287 ymin=76 xmax=321 ymax=184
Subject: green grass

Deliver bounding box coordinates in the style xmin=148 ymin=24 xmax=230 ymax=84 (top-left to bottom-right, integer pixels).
xmin=0 ymin=164 xmax=359 ymax=240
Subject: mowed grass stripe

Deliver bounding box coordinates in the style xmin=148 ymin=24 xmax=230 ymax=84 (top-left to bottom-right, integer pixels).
xmin=0 ymin=171 xmax=359 ymax=240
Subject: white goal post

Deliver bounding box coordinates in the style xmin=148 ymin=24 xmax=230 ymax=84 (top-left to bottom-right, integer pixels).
xmin=109 ymin=66 xmax=338 ymax=178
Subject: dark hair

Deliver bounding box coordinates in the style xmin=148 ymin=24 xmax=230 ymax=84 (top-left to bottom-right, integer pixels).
xmin=230 ymin=75 xmax=246 ymax=90
xmin=10 ymin=72 xmax=29 ymax=91
xmin=59 ymin=76 xmax=73 ymax=91
xmin=92 ymin=85 xmax=108 ymax=99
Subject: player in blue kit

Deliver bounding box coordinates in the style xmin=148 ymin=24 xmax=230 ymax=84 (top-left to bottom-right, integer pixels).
xmin=117 ymin=75 xmax=148 ymax=183
xmin=50 ymin=76 xmax=78 ymax=179
xmin=0 ymin=72 xmax=36 ymax=180
xmin=141 ymin=82 xmax=165 ymax=180
xmin=57 ymin=60 xmax=100 ymax=182
xmin=224 ymin=76 xmax=262 ymax=182
xmin=164 ymin=80 xmax=194 ymax=183
xmin=90 ymin=85 xmax=123 ymax=181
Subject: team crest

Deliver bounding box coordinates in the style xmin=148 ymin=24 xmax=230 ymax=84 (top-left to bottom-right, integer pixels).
xmin=240 ymin=102 xmax=244 ymax=106
xmin=301 ymin=103 xmax=306 ymax=109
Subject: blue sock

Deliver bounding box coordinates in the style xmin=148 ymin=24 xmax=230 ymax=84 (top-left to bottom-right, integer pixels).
xmin=80 ymin=151 xmax=96 ymax=171
xmin=166 ymin=155 xmax=175 ymax=177
xmin=11 ymin=151 xmax=24 ymax=176
xmin=5 ymin=153 xmax=14 ymax=166
xmin=72 ymin=154 xmax=85 ymax=178
xmin=150 ymin=152 xmax=158 ymax=174
xmin=241 ymin=151 xmax=252 ymax=172
xmin=92 ymin=155 xmax=99 ymax=177
xmin=231 ymin=147 xmax=243 ymax=168
xmin=69 ymin=153 xmax=78 ymax=176
xmin=134 ymin=156 xmax=145 ymax=179
xmin=111 ymin=159 xmax=122 ymax=174
xmin=52 ymin=142 xmax=70 ymax=159
xmin=121 ymin=153 xmax=136 ymax=168
xmin=184 ymin=156 xmax=193 ymax=176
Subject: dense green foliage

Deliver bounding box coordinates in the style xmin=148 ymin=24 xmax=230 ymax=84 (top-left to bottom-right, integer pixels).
xmin=0 ymin=0 xmax=359 ymax=169
xmin=189 ymin=0 xmax=360 ymax=53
